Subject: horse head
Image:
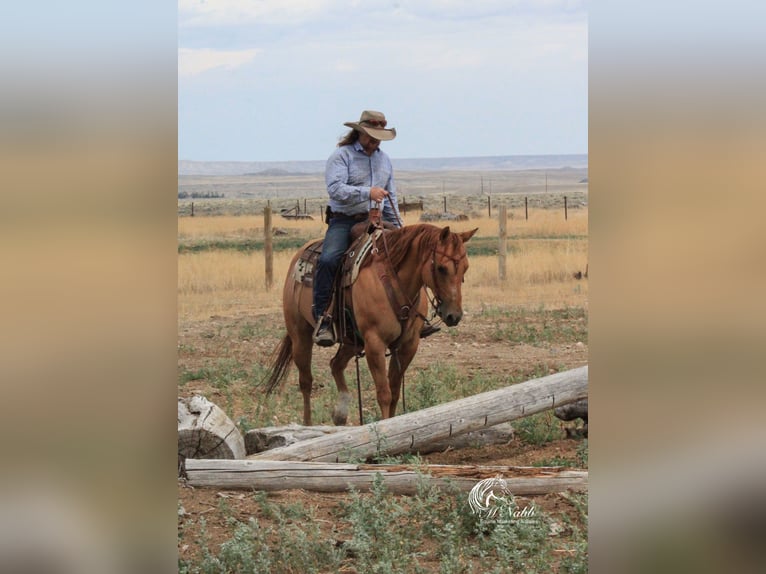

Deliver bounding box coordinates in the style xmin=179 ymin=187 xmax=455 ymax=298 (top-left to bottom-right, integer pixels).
xmin=425 ymin=226 xmax=478 ymax=326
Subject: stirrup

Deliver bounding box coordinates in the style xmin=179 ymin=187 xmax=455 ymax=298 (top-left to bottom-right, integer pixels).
xmin=313 ymin=315 xmax=337 ymax=347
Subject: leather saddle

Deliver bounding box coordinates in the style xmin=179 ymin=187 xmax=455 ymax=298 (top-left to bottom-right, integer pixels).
xmin=293 ymin=221 xmax=395 ymax=288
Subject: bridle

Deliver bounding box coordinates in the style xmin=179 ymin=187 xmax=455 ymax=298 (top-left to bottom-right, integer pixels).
xmin=368 ymin=203 xmax=468 ymax=327
xmin=425 ymin=247 xmax=467 ymax=314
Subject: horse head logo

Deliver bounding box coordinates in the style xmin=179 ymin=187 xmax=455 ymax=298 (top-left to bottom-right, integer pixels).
xmin=468 ymin=477 xmax=515 ymax=519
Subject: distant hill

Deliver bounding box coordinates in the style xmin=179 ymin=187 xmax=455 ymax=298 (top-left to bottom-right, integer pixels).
xmin=179 ymin=160 xmax=324 ymax=176
xmin=243 ymin=168 xmax=306 ymax=176
xmin=178 ymin=154 xmax=587 ymax=176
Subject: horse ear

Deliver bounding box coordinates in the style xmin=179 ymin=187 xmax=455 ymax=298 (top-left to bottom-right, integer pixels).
xmin=459 ymin=228 xmax=479 ymax=243
xmin=439 ymin=226 xmax=451 ymax=241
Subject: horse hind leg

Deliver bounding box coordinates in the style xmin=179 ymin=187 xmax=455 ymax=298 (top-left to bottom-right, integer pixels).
xmin=290 ymin=332 xmax=315 ymax=426
xmin=330 ymin=345 xmax=357 ymax=426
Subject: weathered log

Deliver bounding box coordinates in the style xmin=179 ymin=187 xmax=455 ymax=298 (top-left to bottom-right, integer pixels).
xmin=250 ymin=366 xmax=588 ymax=462
xmin=245 ymin=424 xmax=345 ymax=454
xmin=406 ymin=422 xmax=515 ymax=454
xmin=184 ymin=459 xmax=587 ymax=495
xmin=178 ymin=396 xmax=246 ymax=460
xmin=244 ymin=422 xmax=515 ymax=455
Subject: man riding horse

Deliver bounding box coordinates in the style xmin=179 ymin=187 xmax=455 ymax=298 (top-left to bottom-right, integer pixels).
xmin=312 ymin=109 xmax=438 ymax=346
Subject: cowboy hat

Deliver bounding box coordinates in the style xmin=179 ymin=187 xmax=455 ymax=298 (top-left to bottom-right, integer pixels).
xmin=344 ymin=110 xmax=397 ymax=141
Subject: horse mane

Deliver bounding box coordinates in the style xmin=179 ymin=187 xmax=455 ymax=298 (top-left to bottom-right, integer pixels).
xmin=382 ymin=224 xmax=463 ymax=269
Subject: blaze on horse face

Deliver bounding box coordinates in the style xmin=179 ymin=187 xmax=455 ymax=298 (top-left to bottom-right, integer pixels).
xmin=428 ymin=226 xmax=478 ymax=327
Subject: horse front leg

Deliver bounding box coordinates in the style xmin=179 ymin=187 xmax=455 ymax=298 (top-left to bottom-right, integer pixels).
xmin=364 ymin=335 xmax=392 ymax=419
xmin=387 ymin=336 xmax=420 ymax=418
xmin=329 ymin=345 xmax=357 ymax=426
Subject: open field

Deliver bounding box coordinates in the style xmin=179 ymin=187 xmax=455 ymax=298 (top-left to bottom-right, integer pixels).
xmin=178 ymin=209 xmax=587 ymax=321
xmin=178 ymin=189 xmax=588 ymax=572
xmin=178 ymin=166 xmax=588 ymax=217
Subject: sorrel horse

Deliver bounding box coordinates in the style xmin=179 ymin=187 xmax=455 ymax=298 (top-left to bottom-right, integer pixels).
xmin=263 ymin=223 xmax=477 ymax=426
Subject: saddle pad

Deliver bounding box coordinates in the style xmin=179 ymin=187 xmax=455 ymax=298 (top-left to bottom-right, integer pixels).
xmin=293 ymin=240 xmax=323 ymax=286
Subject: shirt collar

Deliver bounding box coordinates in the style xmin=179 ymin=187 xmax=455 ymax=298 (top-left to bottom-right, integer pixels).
xmin=352 ymin=141 xmax=378 ymax=154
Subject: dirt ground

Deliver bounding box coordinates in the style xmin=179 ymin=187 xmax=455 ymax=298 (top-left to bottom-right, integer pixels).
xmin=178 ymin=436 xmax=587 ymax=568
xmin=178 ymin=304 xmax=588 ymax=569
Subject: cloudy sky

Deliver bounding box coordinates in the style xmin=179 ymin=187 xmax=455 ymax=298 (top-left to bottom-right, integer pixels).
xmin=179 ymin=0 xmax=587 ymax=162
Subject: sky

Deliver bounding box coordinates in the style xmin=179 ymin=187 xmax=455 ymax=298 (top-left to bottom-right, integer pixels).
xmin=178 ymin=0 xmax=588 ymax=162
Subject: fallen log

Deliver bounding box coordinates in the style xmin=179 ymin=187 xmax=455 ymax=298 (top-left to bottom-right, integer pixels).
xmin=184 ymin=459 xmax=587 ymax=495
xmin=244 ymin=422 xmax=515 ymax=455
xmin=245 ymin=424 xmax=345 ymax=454
xmin=414 ymin=422 xmax=515 ymax=453
xmin=250 ymin=366 xmax=587 ymax=462
xmin=178 ymin=396 xmax=246 ymax=460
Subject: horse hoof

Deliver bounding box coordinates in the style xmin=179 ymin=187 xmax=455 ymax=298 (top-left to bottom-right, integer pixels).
xmin=332 ymin=411 xmax=348 ymax=426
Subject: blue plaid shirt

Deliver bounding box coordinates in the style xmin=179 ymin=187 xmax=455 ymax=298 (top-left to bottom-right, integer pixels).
xmin=325 ymin=141 xmax=402 ymax=226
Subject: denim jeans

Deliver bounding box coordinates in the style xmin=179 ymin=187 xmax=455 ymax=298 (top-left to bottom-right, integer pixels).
xmin=312 ymin=215 xmax=358 ymax=320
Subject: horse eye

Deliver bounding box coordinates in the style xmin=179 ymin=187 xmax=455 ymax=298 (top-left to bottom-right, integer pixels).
xmin=437 ymin=265 xmax=448 ymax=275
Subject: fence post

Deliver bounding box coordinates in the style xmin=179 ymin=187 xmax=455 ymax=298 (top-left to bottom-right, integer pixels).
xmin=487 ymin=195 xmax=491 ymax=218
xmin=498 ymin=205 xmax=507 ymax=282
xmin=264 ymin=206 xmax=273 ymax=289
xmin=525 ymin=197 xmax=528 ymax=221
xmin=191 ymin=202 xmax=194 ymax=217
xmin=443 ymin=195 xmax=447 ymax=213
xmin=564 ymin=196 xmax=568 ymax=220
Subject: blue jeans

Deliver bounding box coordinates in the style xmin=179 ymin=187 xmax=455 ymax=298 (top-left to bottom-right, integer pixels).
xmin=312 ymin=216 xmax=357 ymax=320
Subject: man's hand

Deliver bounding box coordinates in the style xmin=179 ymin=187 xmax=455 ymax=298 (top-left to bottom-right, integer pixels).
xmin=369 ymin=186 xmax=389 ymax=203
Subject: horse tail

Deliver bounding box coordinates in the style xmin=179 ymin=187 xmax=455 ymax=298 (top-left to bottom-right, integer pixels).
xmin=262 ymin=335 xmax=293 ymax=395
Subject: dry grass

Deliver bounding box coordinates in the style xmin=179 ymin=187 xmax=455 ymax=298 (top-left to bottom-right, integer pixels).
xmin=475 ymin=207 xmax=587 ymax=238
xmin=178 ymin=214 xmax=328 ymax=241
xmin=177 ymin=209 xmax=587 ymax=240
xmin=465 ymin=241 xmax=588 ymax=309
xmin=178 ymin=250 xmax=294 ymax=319
xmin=177 ymin=209 xmax=588 ymax=321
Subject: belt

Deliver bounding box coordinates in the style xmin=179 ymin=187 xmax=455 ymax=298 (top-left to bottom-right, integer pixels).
xmin=329 ymin=210 xmax=368 ymax=222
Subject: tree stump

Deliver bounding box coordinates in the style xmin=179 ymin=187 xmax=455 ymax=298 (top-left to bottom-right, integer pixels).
xmin=178 ymin=396 xmax=246 ymax=463
xmin=554 ymin=398 xmax=588 ymax=437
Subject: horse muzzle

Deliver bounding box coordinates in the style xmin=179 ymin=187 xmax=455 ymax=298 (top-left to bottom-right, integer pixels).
xmin=438 ymin=305 xmax=463 ymax=327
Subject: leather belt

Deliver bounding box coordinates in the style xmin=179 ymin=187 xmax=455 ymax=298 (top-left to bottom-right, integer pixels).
xmin=329 ymin=210 xmax=369 ymax=222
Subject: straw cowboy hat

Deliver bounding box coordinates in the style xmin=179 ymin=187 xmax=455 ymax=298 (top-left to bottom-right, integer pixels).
xmin=344 ymin=110 xmax=397 ymax=141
